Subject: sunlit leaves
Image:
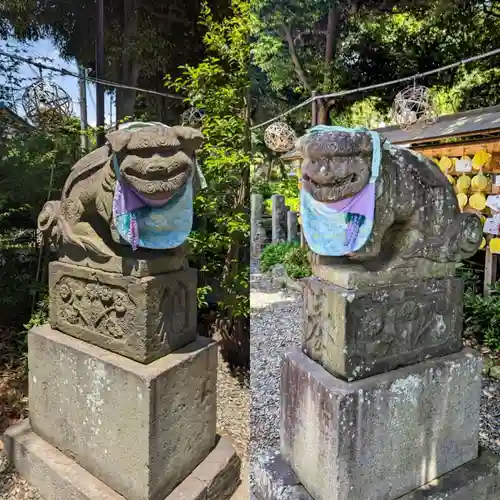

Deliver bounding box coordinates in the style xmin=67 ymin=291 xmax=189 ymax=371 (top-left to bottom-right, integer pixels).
xmin=166 ymin=0 xmax=251 ymax=316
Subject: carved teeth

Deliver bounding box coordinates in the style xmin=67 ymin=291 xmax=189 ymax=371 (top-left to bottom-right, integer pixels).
xmin=303 ymin=173 xmax=356 ymax=188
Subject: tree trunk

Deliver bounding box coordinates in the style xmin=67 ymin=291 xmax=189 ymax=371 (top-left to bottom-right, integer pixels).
xmin=116 ymin=0 xmax=141 ymax=123
xmin=316 ymin=98 xmax=336 ymax=125
xmin=316 ymin=3 xmax=340 ymax=125
xmin=324 ymin=4 xmax=338 ymax=76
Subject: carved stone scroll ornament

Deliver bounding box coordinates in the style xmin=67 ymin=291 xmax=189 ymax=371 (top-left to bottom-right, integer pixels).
xmin=297 ymin=126 xmax=483 ymax=270
xmin=37 ymin=123 xmax=204 ymax=261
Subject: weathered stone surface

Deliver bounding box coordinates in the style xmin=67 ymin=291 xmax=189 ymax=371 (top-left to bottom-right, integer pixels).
xmin=303 ymin=276 xmax=463 ymax=380
xmin=189 ymin=435 xmax=242 ymax=500
xmin=281 ymin=348 xmax=482 ymax=500
xmin=251 ymin=448 xmax=500 ymax=500
xmin=4 ymin=420 xmax=241 ymax=500
xmin=287 ymin=211 xmax=299 ymax=243
xmin=27 ymin=324 xmax=217 ymax=500
xmin=251 ymin=193 xmax=265 ymax=256
xmin=58 ymin=243 xmax=188 ymax=277
xmin=297 ymin=128 xmax=482 ymax=266
xmin=37 ymin=124 xmax=204 ymax=260
xmin=252 ymin=450 xmax=313 ymax=500
xmin=399 ymin=448 xmax=500 ymax=499
xmin=312 ymin=259 xmax=456 ymax=289
xmin=252 ymin=193 xmax=264 ymax=220
xmin=272 ymin=194 xmax=287 ymax=244
xmin=4 ymin=419 xmax=127 ymax=500
xmin=48 ymin=261 xmax=197 ymax=363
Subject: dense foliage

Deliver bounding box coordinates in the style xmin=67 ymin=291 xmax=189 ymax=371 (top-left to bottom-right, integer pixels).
xmin=0 ymin=120 xmax=81 ymax=329
xmin=260 ymin=242 xmax=311 ymax=279
xmin=251 ymin=0 xmax=500 ymax=128
xmin=461 ymin=264 xmax=500 ymax=352
xmin=167 ymin=0 xmax=251 ymax=366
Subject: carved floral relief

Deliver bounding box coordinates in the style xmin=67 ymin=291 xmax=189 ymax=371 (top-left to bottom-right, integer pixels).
xmin=56 ymin=277 xmax=132 ymax=340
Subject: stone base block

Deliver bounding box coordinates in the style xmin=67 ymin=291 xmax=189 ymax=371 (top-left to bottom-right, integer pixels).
xmin=252 ymin=450 xmax=313 ymax=500
xmin=48 ymin=261 xmax=197 ymax=362
xmin=3 ymin=420 xmax=241 ymax=500
xmin=281 ymin=348 xmax=482 ymax=500
xmin=311 ymin=259 xmax=456 ymax=289
xmin=58 ymin=243 xmax=188 ymax=277
xmin=28 ymin=324 xmax=217 ymax=500
xmin=252 ymin=449 xmax=500 ymax=500
xmin=303 ymin=276 xmax=463 ymax=380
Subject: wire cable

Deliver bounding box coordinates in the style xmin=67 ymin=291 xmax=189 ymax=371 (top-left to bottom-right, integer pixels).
xmin=0 ymin=49 xmax=185 ymax=100
xmin=251 ymin=47 xmax=500 ymax=130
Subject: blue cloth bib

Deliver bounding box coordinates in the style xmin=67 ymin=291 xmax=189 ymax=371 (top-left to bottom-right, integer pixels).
xmin=113 ymin=177 xmax=194 ymax=250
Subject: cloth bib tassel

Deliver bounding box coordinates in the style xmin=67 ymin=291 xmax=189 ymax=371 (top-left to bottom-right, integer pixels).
xmin=345 ymin=213 xmax=366 ymax=249
xmin=128 ymin=212 xmax=139 ymax=251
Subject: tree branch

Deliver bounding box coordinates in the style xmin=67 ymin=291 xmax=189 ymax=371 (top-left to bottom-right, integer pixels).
xmin=324 ymin=4 xmax=338 ymax=67
xmin=293 ymin=28 xmax=327 ymax=45
xmin=281 ymin=24 xmax=312 ymax=93
xmin=140 ymin=3 xmax=191 ymax=26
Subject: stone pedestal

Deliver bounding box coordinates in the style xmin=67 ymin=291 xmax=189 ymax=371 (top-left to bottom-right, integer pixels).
xmin=49 ymin=261 xmax=198 ymax=363
xmin=5 ymin=421 xmax=241 ymax=500
xmin=281 ymin=349 xmax=481 ymax=500
xmin=253 ymin=449 xmax=500 ymax=500
xmin=253 ymin=270 xmax=496 ymax=500
xmin=4 ymin=262 xmax=241 ymax=500
xmin=303 ymin=277 xmax=463 ymax=380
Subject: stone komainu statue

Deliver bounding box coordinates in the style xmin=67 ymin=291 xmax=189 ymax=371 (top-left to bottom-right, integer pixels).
xmin=37 ymin=124 xmax=204 ymax=260
xmin=297 ymin=127 xmax=482 ymax=268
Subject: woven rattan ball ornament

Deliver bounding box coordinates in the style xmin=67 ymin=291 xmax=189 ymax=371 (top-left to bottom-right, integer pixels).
xmin=264 ymin=121 xmax=297 ymax=153
xmin=181 ymin=107 xmax=204 ymax=128
xmin=392 ymin=84 xmax=436 ymax=130
xmin=22 ymin=78 xmax=73 ymax=127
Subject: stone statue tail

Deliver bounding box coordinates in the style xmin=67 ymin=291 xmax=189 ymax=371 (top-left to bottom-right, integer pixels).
xmin=37 ymin=201 xmax=61 ymax=242
xmin=38 ymin=201 xmax=112 ymax=258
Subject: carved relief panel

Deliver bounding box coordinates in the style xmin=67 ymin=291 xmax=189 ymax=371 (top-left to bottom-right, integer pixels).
xmin=303 ymin=277 xmax=463 ymax=381
xmin=49 ymin=262 xmax=197 ymax=363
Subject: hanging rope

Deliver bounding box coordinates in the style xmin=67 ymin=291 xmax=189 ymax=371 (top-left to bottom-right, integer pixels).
xmin=251 ymin=47 xmax=500 ymax=130
xmin=0 ymin=49 xmax=184 ymax=101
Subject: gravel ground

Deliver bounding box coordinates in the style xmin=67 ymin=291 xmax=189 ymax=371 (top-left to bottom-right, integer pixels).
xmin=249 ymin=259 xmax=500 ymax=494
xmin=0 ymin=349 xmax=249 ymax=500
xmin=0 ymin=453 xmax=39 ymax=500
xmin=249 ymin=265 xmax=301 ymax=461
xmin=217 ymin=352 xmax=250 ymax=499
xmin=479 ymin=378 xmax=500 ymax=455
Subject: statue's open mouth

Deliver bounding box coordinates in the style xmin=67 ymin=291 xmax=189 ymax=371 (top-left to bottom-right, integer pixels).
xmin=301 ymin=158 xmax=370 ymax=203
xmin=120 ymin=152 xmax=192 ymax=202
xmin=302 ymin=172 xmax=359 ymax=188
